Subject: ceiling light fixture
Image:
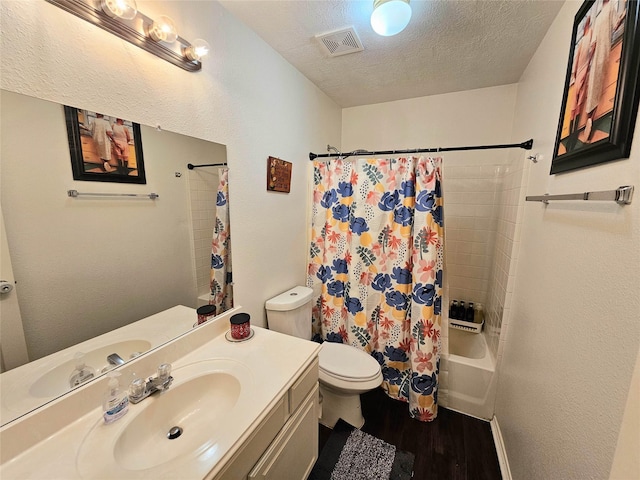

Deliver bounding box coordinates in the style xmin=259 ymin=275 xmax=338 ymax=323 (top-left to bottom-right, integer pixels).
xmin=45 ymin=0 xmax=209 ymax=71
xmin=370 ymin=0 xmax=412 ymax=37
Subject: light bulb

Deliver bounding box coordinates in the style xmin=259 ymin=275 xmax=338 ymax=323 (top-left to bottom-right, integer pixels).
xmin=371 ymin=0 xmax=412 ymax=37
xmin=184 ymin=39 xmax=210 ymax=61
xmin=148 ymin=15 xmax=178 ymax=43
xmin=101 ymin=0 xmax=137 ymax=20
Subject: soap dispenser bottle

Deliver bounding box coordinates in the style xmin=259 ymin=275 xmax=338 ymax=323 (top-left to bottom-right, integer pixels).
xmin=103 ymin=371 xmax=129 ymax=424
xmin=69 ymin=352 xmax=97 ymax=388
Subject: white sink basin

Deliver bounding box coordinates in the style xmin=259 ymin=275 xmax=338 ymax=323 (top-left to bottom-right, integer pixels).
xmin=29 ymin=340 xmax=152 ymax=398
xmin=77 ymin=359 xmax=252 ymax=478
xmin=115 ymin=371 xmax=240 ymax=470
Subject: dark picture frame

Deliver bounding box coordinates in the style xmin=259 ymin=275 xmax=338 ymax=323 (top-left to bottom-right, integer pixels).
xmin=267 ymin=156 xmax=292 ymax=193
xmin=64 ymin=106 xmax=146 ymax=184
xmin=551 ymin=0 xmax=640 ymax=174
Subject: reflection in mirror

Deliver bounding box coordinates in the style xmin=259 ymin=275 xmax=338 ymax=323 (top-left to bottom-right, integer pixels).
xmin=0 ymin=90 xmax=230 ymax=426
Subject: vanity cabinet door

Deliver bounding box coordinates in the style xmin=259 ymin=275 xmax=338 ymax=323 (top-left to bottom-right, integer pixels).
xmin=212 ymin=396 xmax=287 ymax=480
xmin=288 ymin=359 xmax=318 ymax=415
xmin=248 ymin=384 xmax=319 ymax=480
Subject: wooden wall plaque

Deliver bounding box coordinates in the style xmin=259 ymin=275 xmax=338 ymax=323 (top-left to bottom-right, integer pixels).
xmin=267 ymin=156 xmax=292 ymax=193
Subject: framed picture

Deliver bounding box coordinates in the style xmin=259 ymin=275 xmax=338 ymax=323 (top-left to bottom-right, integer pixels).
xmin=64 ymin=106 xmax=146 ymax=184
xmin=551 ymin=0 xmax=640 ymax=174
xmin=267 ymin=156 xmax=292 ymax=193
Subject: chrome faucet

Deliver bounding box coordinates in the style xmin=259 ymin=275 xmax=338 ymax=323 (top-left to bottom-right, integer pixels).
xmin=128 ymin=363 xmax=173 ymax=404
xmin=107 ymin=353 xmax=125 ymax=366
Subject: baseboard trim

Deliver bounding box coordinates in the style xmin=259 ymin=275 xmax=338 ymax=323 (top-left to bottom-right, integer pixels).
xmin=490 ymin=416 xmax=512 ymax=480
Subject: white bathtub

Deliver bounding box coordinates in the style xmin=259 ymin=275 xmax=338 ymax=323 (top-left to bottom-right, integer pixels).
xmin=440 ymin=327 xmax=497 ymax=420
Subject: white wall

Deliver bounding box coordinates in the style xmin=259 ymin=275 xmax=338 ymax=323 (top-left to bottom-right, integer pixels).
xmin=495 ymin=1 xmax=640 ymax=478
xmin=609 ymin=345 xmax=640 ymax=479
xmin=0 ymin=205 xmax=29 ymax=371
xmin=342 ymin=85 xmax=518 ymax=155
xmin=0 ymin=0 xmax=342 ymax=341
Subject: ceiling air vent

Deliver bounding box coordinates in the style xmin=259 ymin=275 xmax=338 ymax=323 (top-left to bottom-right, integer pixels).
xmin=315 ymin=27 xmax=364 ymax=57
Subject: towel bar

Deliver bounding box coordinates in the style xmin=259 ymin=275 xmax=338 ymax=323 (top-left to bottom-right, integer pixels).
xmin=525 ymin=186 xmax=633 ymax=205
xmin=67 ymin=190 xmax=159 ymax=199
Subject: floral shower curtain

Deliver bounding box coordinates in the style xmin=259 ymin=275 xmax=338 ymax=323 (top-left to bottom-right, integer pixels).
xmin=307 ymin=156 xmax=444 ymax=421
xmin=210 ymin=168 xmax=233 ymax=313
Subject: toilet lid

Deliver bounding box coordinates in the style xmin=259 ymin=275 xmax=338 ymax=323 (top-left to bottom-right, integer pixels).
xmin=319 ymin=342 xmax=381 ymax=381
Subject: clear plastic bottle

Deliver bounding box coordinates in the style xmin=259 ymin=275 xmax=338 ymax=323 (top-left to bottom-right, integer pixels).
xmin=69 ymin=352 xmax=97 ymax=388
xmin=474 ymin=303 xmax=485 ymax=324
xmin=103 ymin=371 xmax=129 ymax=424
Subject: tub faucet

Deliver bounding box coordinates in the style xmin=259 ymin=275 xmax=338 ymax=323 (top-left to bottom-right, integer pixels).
xmin=128 ymin=363 xmax=173 ymax=404
xmin=107 ymin=353 xmax=125 ymax=366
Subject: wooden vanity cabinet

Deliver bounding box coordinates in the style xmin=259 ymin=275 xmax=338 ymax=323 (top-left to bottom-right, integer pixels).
xmin=211 ymin=358 xmax=319 ymax=480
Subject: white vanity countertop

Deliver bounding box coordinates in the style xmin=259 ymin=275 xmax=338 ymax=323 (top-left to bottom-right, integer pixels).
xmin=0 ymin=310 xmax=321 ymax=479
xmin=0 ymin=305 xmax=195 ymax=425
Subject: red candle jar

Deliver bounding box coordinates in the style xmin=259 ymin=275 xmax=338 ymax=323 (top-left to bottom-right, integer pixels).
xmin=196 ymin=305 xmax=217 ymax=325
xmin=230 ymin=313 xmax=251 ymax=340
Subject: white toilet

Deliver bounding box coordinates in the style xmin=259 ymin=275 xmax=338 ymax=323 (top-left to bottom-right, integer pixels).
xmin=265 ymin=286 xmax=382 ymax=428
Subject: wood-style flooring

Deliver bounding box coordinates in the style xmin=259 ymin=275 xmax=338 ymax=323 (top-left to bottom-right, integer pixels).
xmin=318 ymin=388 xmax=502 ymax=480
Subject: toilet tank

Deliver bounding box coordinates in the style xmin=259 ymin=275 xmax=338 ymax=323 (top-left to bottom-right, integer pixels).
xmin=265 ymin=286 xmax=313 ymax=340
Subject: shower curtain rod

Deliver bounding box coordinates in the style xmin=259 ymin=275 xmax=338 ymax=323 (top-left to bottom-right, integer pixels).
xmin=187 ymin=162 xmax=227 ymax=169
xmin=308 ymin=139 xmax=534 ymax=160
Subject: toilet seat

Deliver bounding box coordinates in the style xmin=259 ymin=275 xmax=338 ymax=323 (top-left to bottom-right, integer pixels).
xmin=319 ymin=342 xmax=381 ymax=382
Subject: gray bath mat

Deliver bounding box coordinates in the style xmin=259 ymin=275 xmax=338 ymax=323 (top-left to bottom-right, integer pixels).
xmin=309 ymin=419 xmax=414 ymax=480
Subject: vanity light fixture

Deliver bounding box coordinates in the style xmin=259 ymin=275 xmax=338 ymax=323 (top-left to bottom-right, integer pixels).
xmin=147 ymin=15 xmax=178 ymax=43
xmin=44 ymin=0 xmax=209 ymax=72
xmin=184 ymin=39 xmax=211 ymax=62
xmin=101 ymin=0 xmax=137 ymax=20
xmin=370 ymin=0 xmax=412 ymax=37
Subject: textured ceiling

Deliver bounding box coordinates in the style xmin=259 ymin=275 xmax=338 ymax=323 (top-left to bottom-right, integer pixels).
xmin=220 ymin=0 xmax=564 ymax=107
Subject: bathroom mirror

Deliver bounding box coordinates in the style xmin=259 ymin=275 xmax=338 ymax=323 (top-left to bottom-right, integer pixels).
xmin=0 ymin=89 xmax=229 ymax=426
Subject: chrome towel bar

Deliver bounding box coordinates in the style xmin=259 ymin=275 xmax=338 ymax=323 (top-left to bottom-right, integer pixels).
xmin=526 ymin=185 xmax=633 ymax=205
xmin=67 ymin=190 xmax=159 ymax=200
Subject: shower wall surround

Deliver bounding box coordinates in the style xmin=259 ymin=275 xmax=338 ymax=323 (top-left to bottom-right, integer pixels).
xmin=443 ymin=163 xmax=501 ymax=306
xmin=444 ymin=153 xmax=528 ymax=362
xmin=484 ymin=157 xmax=529 ymax=361
xmin=188 ymin=167 xmax=223 ymax=296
